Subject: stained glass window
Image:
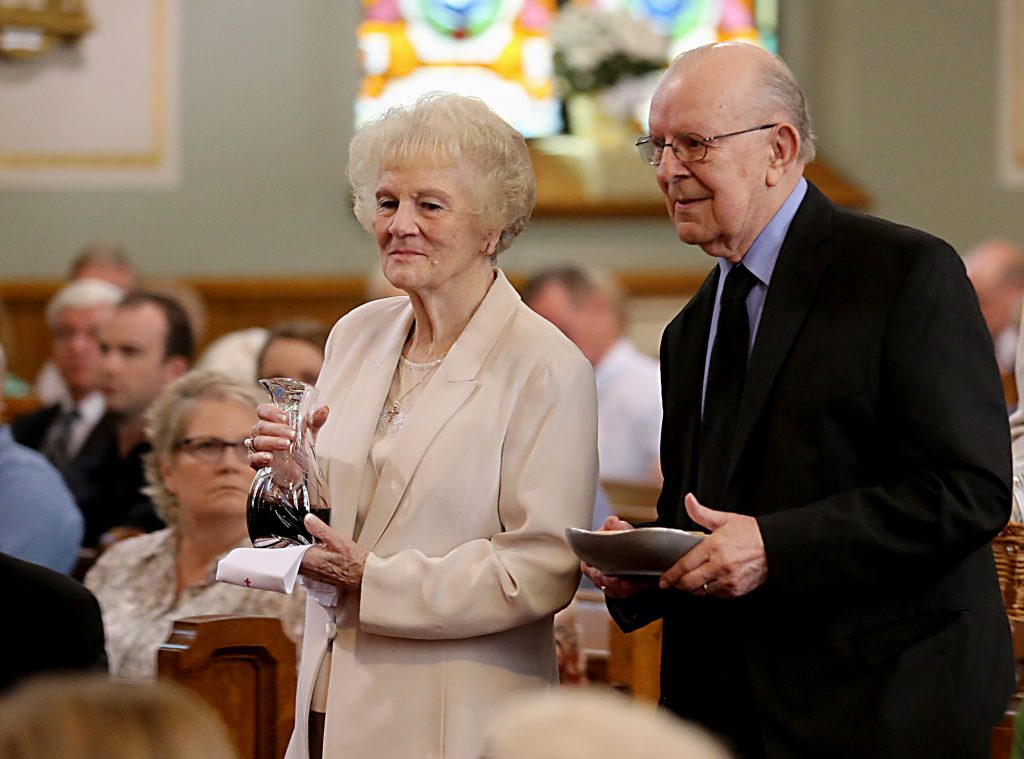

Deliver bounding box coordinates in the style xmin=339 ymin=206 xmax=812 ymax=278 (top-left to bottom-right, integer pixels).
xmin=355 ymin=0 xmax=778 ymax=138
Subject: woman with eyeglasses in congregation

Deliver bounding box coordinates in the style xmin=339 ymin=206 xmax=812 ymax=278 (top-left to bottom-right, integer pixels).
xmin=84 ymin=369 xmax=305 ymax=681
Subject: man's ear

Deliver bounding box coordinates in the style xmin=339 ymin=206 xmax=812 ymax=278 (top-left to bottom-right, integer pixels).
xmin=766 ymin=123 xmax=801 ymax=187
xmin=163 ymin=354 xmax=190 ymax=382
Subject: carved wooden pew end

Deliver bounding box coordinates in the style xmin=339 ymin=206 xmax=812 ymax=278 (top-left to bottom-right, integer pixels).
xmin=158 ymin=615 xmax=297 ymax=759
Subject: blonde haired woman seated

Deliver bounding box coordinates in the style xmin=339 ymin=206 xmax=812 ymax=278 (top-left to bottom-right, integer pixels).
xmin=484 ymin=688 xmax=733 ymax=759
xmin=0 ymin=674 xmax=238 ymax=759
xmin=249 ymin=93 xmax=597 ymax=759
xmin=85 ymin=370 xmax=304 ymax=680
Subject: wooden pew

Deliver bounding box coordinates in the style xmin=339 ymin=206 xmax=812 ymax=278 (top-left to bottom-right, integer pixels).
xmin=992 ymin=698 xmax=1018 ymax=759
xmin=0 ymin=394 xmax=42 ymax=424
xmin=158 ymin=615 xmax=297 ymax=759
xmin=607 ymin=618 xmax=662 ymax=704
xmin=601 ymin=478 xmax=661 ymax=525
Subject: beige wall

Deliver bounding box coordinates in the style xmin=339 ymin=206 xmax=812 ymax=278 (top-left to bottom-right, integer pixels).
xmin=0 ymin=0 xmax=1020 ymax=279
xmin=788 ymin=0 xmax=1023 ymax=252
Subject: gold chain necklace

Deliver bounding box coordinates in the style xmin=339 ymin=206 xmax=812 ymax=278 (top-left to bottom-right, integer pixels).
xmin=377 ymin=356 xmax=443 ymax=432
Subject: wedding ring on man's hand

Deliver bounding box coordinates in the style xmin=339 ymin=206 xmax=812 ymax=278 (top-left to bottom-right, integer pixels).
xmin=244 ymin=437 xmax=255 ymax=455
xmin=702 ymin=582 xmax=710 ymax=594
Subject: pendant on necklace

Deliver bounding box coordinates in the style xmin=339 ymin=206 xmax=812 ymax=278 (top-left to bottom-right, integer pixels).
xmin=377 ymin=400 xmax=406 ymax=432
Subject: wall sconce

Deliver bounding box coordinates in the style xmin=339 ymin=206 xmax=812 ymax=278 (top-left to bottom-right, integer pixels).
xmin=0 ymin=0 xmax=92 ymax=61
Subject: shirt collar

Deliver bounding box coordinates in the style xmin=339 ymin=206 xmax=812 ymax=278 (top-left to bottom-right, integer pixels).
xmin=77 ymin=390 xmax=105 ymax=420
xmin=718 ymin=177 xmax=807 ymax=285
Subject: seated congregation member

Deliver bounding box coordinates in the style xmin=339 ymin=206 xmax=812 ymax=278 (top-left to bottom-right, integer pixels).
xmin=523 ymin=266 xmax=662 ymax=483
xmin=68 ymin=241 xmax=139 ymax=292
xmin=1007 ymin=293 xmax=1024 ymax=468
xmin=255 ymin=318 xmax=330 ymax=386
xmin=484 ymin=688 xmax=732 ymax=759
xmin=0 ymin=344 xmax=83 ymax=574
xmin=34 ymin=242 xmax=138 ymax=405
xmin=12 ymin=278 xmax=123 ymax=519
xmin=0 ymin=675 xmax=238 ymax=759
xmin=196 ymin=327 xmax=268 ymax=385
xmin=248 ymin=93 xmax=597 ymax=759
xmin=0 ymin=552 xmax=106 ymax=693
xmin=85 ymin=370 xmax=304 ymax=681
xmin=85 ymin=290 xmax=194 ymax=546
xmin=964 ymin=239 xmax=1024 ymax=375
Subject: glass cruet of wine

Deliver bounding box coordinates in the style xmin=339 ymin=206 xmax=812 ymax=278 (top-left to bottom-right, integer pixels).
xmin=247 ymin=377 xmax=330 ymax=548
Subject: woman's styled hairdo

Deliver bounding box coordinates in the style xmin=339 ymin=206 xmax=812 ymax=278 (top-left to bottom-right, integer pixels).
xmin=143 ymin=369 xmax=262 ymax=526
xmin=348 ymin=92 xmax=536 ymax=258
xmin=0 ymin=674 xmax=239 ymax=759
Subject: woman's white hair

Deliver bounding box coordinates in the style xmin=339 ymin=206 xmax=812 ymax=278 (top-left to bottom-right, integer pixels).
xmin=143 ymin=369 xmax=262 ymax=526
xmin=348 ymin=92 xmax=536 ymax=258
xmin=45 ymin=278 xmax=124 ymax=329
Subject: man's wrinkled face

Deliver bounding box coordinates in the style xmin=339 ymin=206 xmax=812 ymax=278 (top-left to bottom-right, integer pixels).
xmin=648 ymin=57 xmax=778 ymax=262
xmin=52 ymin=304 xmax=113 ymax=401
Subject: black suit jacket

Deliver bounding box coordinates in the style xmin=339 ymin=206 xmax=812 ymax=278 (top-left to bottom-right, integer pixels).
xmin=614 ymin=183 xmax=1014 ymax=759
xmin=12 ymin=407 xmax=162 ymax=546
xmin=0 ymin=552 xmax=107 ymax=693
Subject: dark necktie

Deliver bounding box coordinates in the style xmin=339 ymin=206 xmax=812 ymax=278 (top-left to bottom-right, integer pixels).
xmin=697 ymin=264 xmax=758 ymax=507
xmin=41 ymin=407 xmax=80 ymax=472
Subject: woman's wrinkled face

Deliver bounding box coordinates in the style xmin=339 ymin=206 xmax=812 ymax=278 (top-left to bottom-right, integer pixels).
xmin=160 ymin=398 xmax=257 ymax=525
xmin=372 ymin=165 xmax=499 ymax=296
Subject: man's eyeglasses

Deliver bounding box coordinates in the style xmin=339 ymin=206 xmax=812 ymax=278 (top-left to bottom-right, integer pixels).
xmin=173 ymin=436 xmax=249 ymax=465
xmin=635 ymin=123 xmax=777 ymax=166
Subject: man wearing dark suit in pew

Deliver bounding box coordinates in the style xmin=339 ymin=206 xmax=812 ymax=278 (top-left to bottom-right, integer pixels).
xmin=583 ymin=42 xmax=1014 ymax=759
xmin=12 ymin=278 xmax=123 ymax=538
xmin=0 ymin=552 xmax=107 ymax=693
xmin=83 ymin=291 xmax=194 ymax=546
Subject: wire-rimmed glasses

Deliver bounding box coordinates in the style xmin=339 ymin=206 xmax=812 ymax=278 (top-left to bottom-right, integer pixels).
xmin=174 ymin=436 xmax=249 ymax=465
xmin=635 ymin=123 xmax=778 ymax=166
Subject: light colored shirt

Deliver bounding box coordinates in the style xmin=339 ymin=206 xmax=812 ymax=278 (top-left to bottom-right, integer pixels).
xmin=0 ymin=425 xmax=83 ymax=574
xmin=702 ymin=178 xmax=808 ymax=408
xmin=85 ymin=528 xmax=305 ymax=681
xmin=594 ymin=338 xmax=662 ymax=482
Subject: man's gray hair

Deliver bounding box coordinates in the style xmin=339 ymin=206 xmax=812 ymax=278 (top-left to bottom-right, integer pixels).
xmin=757 ymin=52 xmax=817 ymax=163
xmin=45 ymin=278 xmax=124 ymax=330
xmin=673 ymin=43 xmax=817 ymax=164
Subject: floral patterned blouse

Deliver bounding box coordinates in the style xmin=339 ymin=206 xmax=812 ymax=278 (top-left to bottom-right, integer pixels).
xmin=84 ymin=528 xmax=305 ymax=681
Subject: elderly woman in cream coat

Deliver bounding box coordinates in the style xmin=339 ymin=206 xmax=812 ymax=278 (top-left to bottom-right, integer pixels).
xmin=249 ymin=93 xmax=598 ymax=759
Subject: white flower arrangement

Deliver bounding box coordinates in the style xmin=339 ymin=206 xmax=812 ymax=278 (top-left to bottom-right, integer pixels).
xmin=550 ymin=7 xmax=668 ymax=96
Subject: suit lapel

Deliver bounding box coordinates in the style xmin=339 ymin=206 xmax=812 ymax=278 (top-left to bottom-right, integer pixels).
xmin=321 ymin=306 xmax=413 ymax=540
xmin=724 ymin=183 xmax=834 ymax=493
xmin=356 ymin=270 xmax=521 ymax=551
xmin=672 ymin=267 xmax=719 ymax=496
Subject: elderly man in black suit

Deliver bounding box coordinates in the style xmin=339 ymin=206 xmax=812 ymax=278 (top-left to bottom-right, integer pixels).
xmin=13 ymin=278 xmax=123 ymax=515
xmin=584 ymin=42 xmax=1013 ymax=759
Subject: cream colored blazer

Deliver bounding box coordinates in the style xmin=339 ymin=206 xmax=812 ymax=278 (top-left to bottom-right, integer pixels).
xmin=285 ymin=271 xmax=598 ymax=759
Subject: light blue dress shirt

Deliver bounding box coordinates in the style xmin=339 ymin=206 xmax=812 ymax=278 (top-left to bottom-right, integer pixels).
xmin=701 ymin=178 xmax=808 ymax=409
xmin=0 ymin=425 xmax=84 ymax=574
